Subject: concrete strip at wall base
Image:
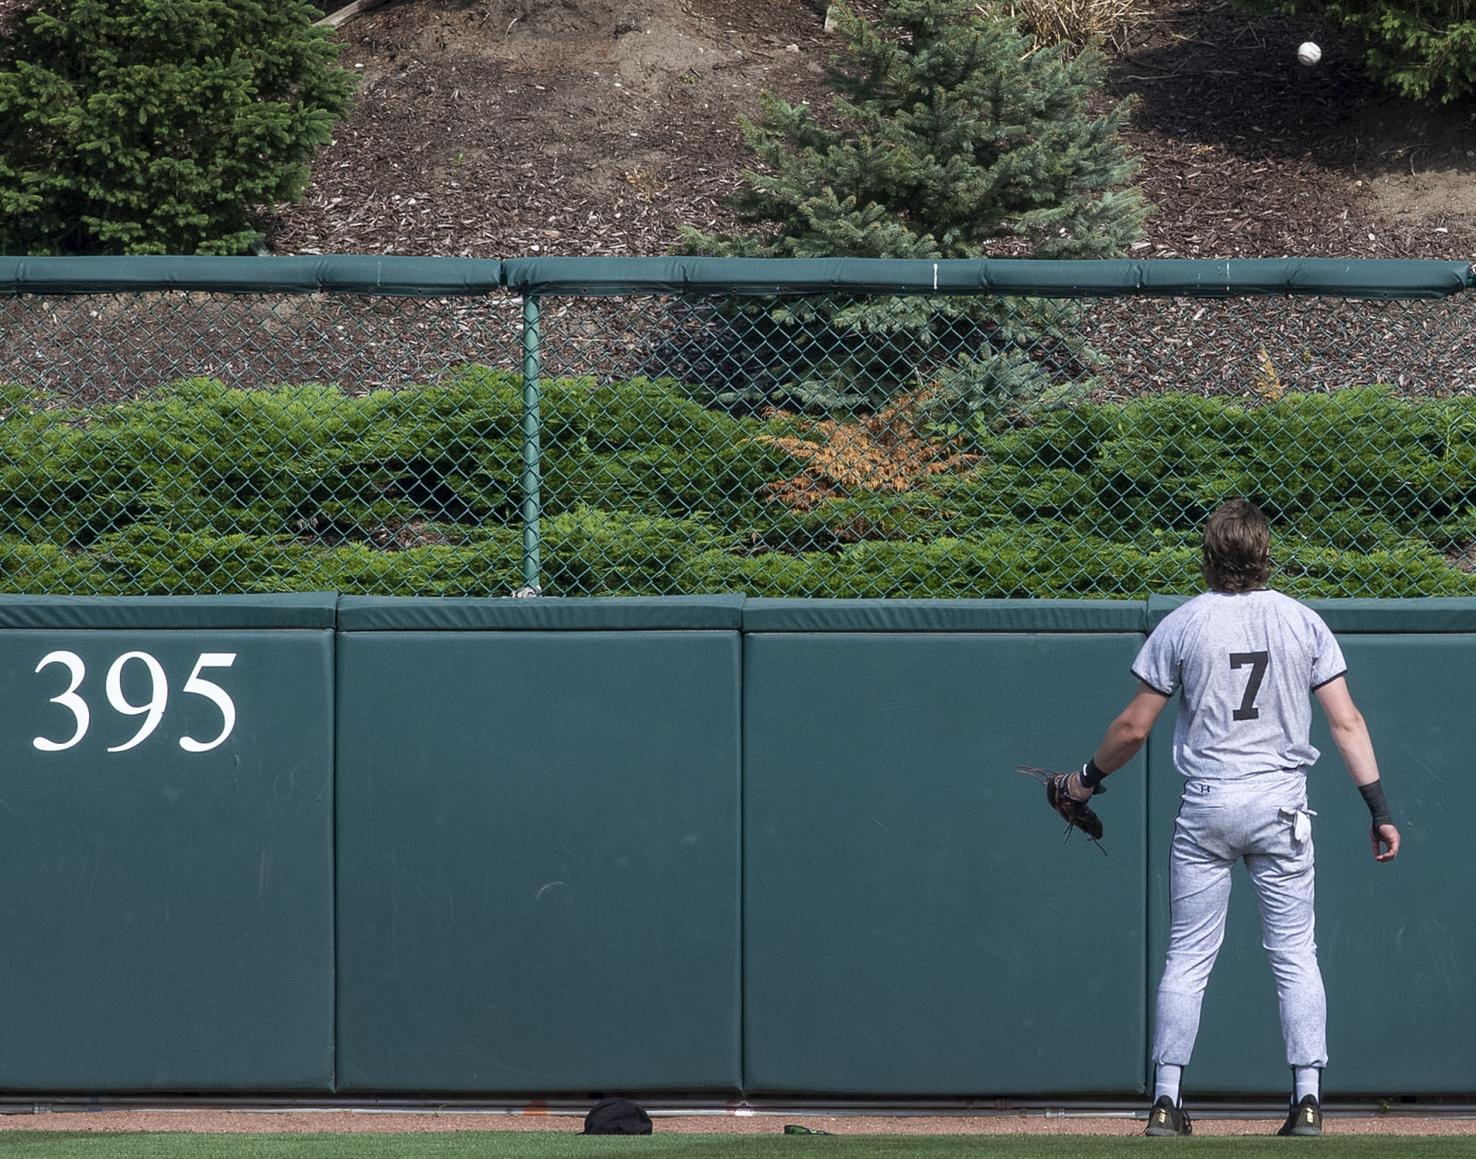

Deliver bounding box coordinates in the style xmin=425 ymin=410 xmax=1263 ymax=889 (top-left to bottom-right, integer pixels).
xmin=741 ymin=600 xmax=1149 ymax=1096
xmin=1144 ymin=598 xmax=1476 ymax=1096
xmin=333 ymin=596 xmax=744 ymax=1093
xmin=0 ymin=595 xmax=336 ymax=1091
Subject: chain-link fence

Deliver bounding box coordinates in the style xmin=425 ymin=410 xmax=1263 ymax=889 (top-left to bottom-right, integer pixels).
xmin=4 ymin=256 xmax=1474 ymax=599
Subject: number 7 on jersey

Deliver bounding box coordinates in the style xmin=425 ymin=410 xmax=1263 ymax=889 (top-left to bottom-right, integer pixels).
xmin=1230 ymin=650 xmax=1269 ymax=721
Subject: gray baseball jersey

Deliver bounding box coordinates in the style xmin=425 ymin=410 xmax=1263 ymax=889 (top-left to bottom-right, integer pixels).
xmin=1132 ymin=590 xmax=1347 ymax=781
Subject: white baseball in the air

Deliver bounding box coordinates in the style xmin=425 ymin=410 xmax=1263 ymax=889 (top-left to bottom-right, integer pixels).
xmin=1297 ymin=41 xmax=1321 ymax=66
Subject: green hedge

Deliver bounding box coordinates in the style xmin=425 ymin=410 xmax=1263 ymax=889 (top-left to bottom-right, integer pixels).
xmin=2 ymin=376 xmax=1474 ymax=597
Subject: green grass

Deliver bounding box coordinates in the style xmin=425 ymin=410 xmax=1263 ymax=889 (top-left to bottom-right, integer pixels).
xmin=4 ymin=1133 xmax=1476 ymax=1158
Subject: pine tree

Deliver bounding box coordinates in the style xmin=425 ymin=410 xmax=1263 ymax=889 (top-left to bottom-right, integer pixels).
xmin=0 ymin=0 xmax=353 ymax=255
xmin=678 ymin=0 xmax=1150 ymax=431
xmin=686 ymin=0 xmax=1148 ymax=260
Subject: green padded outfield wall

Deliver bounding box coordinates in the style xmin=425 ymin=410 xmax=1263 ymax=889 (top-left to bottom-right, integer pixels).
xmin=1144 ymin=597 xmax=1476 ymax=1096
xmin=0 ymin=595 xmax=336 ymax=1091
xmin=0 ymin=590 xmax=1468 ymax=1098
xmin=740 ymin=600 xmax=1151 ymax=1096
xmin=333 ymin=596 xmax=744 ymax=1093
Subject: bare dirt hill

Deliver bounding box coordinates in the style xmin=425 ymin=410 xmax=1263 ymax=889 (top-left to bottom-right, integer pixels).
xmin=268 ymin=0 xmax=1476 ymax=263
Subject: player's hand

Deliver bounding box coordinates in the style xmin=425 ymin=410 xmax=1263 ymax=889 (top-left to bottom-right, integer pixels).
xmin=1064 ymin=771 xmax=1093 ymax=802
xmin=1371 ymin=822 xmax=1400 ymax=863
xmin=1015 ymin=766 xmax=1104 ymax=848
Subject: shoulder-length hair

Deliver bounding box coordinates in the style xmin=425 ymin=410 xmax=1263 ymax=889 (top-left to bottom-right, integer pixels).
xmin=1201 ymin=499 xmax=1271 ymax=592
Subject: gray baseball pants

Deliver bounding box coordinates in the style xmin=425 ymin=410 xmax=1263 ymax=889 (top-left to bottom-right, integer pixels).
xmin=1150 ymin=770 xmax=1327 ymax=1069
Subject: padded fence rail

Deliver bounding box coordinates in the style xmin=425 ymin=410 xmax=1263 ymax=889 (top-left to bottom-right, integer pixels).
xmin=0 ymin=593 xmax=1467 ymax=1100
xmin=5 ymin=256 xmax=1476 ymax=600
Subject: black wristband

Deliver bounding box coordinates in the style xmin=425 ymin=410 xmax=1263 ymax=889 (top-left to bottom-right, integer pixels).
xmin=1079 ymin=758 xmax=1107 ymax=795
xmin=1358 ymin=780 xmax=1393 ymax=828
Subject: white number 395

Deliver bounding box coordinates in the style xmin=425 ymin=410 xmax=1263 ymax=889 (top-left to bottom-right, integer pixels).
xmin=32 ymin=651 xmax=237 ymax=754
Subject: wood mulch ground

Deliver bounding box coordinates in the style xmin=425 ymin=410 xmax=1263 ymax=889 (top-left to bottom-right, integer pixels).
xmin=263 ymin=0 xmax=1476 ymax=264
xmin=3 ymin=0 xmax=1472 ymax=261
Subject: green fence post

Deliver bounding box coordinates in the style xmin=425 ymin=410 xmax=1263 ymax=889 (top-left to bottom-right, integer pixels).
xmin=519 ymin=294 xmax=543 ymax=596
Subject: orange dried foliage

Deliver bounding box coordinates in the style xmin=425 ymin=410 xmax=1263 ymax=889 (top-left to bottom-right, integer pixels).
xmin=760 ymin=391 xmax=979 ymax=511
xmin=1252 ymin=347 xmax=1284 ymax=401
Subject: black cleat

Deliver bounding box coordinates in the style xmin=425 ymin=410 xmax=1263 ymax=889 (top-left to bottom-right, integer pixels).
xmin=1144 ymin=1095 xmax=1193 ymax=1137
xmin=1277 ymin=1094 xmax=1323 ymax=1136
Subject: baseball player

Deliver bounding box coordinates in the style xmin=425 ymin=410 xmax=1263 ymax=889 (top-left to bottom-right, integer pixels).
xmin=1047 ymin=499 xmax=1399 ymax=1137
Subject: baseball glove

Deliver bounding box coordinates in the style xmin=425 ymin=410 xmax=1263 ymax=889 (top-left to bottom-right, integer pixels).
xmin=1016 ymin=765 xmax=1105 ymax=848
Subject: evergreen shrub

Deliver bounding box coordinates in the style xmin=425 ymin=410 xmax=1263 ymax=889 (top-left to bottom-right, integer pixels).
xmin=678 ymin=0 xmax=1147 ymax=424
xmin=0 ymin=0 xmax=353 ymax=254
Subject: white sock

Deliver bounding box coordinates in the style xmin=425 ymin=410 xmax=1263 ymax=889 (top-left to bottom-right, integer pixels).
xmin=1154 ymin=1064 xmax=1183 ymax=1105
xmin=1294 ymin=1066 xmax=1321 ymax=1103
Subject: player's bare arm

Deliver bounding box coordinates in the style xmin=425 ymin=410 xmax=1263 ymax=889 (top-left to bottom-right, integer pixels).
xmin=1313 ymin=675 xmax=1400 ymax=862
xmin=1065 ymin=683 xmax=1172 ymax=801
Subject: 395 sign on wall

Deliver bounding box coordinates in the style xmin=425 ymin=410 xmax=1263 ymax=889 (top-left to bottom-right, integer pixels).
xmin=30 ymin=650 xmax=238 ymax=754
xmin=0 ymin=597 xmax=337 ymax=1094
